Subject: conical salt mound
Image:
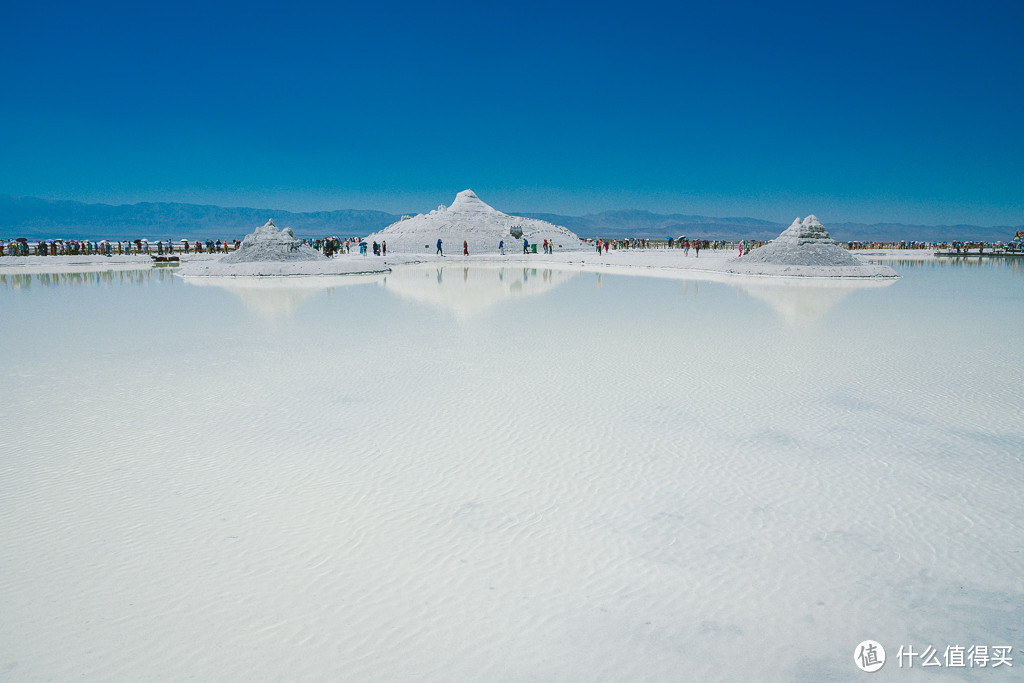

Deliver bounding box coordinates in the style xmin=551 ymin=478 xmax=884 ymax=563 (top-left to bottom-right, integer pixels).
xmin=220 ymin=218 xmax=326 ymax=263
xmin=364 ymin=189 xmax=582 ymax=254
xmin=742 ymin=215 xmax=862 ymax=267
xmin=446 ymin=189 xmax=498 ymax=215
xmin=721 ymin=215 xmax=898 ymax=278
xmin=177 ymin=218 xmax=389 ymax=276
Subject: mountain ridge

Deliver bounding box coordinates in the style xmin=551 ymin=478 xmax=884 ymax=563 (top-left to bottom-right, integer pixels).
xmin=0 ymin=194 xmax=1018 ymax=242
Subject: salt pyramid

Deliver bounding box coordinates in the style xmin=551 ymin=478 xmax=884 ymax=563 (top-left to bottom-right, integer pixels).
xmin=364 ymin=189 xmax=582 ymax=254
xmin=220 ymin=218 xmax=326 ymax=263
xmin=177 ymin=218 xmax=389 ymax=276
xmin=724 ymin=215 xmax=897 ymax=277
xmin=742 ymin=215 xmax=864 ymax=266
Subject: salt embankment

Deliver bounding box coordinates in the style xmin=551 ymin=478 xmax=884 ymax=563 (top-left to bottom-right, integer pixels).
xmin=364 ymin=189 xmax=584 ymax=255
xmin=718 ymin=216 xmax=898 ymax=278
xmin=177 ymin=219 xmax=389 ymax=277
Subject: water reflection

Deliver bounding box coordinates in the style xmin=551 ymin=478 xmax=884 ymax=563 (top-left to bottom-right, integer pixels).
xmin=866 ymin=256 xmax=1024 ymax=273
xmin=381 ymin=264 xmax=578 ymax=316
xmin=0 ymin=267 xmax=175 ymax=290
xmin=584 ymin=265 xmax=898 ymax=324
xmin=732 ymin=277 xmax=896 ymax=324
xmin=182 ymin=274 xmax=386 ymax=315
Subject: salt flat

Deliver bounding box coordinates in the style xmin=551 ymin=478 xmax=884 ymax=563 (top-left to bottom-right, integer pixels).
xmin=1 ymin=257 xmax=1021 ymax=681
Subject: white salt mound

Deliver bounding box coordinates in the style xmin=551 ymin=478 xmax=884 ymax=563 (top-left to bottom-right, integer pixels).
xmin=178 ymin=219 xmax=389 ymax=277
xmin=364 ymin=189 xmax=583 ymax=254
xmin=221 ymin=219 xmax=326 ymax=263
xmin=725 ymin=215 xmax=898 ymax=278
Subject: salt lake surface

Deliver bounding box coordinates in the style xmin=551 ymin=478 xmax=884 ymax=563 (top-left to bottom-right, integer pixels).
xmin=1 ymin=259 xmax=1022 ymax=681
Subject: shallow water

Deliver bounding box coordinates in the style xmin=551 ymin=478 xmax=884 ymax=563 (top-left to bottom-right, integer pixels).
xmin=2 ymin=260 xmax=1022 ymax=681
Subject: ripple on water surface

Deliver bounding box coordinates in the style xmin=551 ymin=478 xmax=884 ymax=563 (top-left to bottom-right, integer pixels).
xmin=1 ymin=262 xmax=1022 ymax=681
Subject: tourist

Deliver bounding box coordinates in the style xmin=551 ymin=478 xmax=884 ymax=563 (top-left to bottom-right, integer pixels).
xmin=523 ymin=238 xmax=529 ymax=254
xmin=463 ymin=240 xmax=468 ymax=256
xmin=694 ymin=240 xmax=701 ymax=257
xmin=499 ymin=239 xmax=504 ymax=255
xmin=382 ymin=240 xmax=387 ymax=256
xmin=437 ymin=238 xmax=443 ymax=256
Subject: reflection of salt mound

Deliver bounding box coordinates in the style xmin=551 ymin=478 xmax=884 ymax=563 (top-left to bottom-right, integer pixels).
xmin=178 ymin=219 xmax=389 ymax=277
xmin=381 ymin=263 xmax=578 ymax=316
xmin=184 ymin=274 xmax=386 ymax=315
xmin=725 ymin=216 xmax=897 ymax=278
xmin=222 ymin=219 xmax=326 ymax=263
xmin=737 ymin=276 xmax=896 ymax=324
xmin=365 ymin=190 xmax=583 ymax=254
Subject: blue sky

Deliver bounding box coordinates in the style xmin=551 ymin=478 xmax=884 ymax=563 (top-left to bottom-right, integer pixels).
xmin=2 ymin=0 xmax=1022 ymax=224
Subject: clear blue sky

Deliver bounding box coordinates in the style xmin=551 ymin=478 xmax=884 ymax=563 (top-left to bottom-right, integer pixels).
xmin=2 ymin=0 xmax=1022 ymax=225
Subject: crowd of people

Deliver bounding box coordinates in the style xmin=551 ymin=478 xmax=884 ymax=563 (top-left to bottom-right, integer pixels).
xmin=843 ymin=240 xmax=1022 ymax=251
xmin=4 ymin=235 xmax=1020 ymax=258
xmin=1 ymin=238 xmax=242 ymax=257
xmin=587 ymin=238 xmax=764 ymax=255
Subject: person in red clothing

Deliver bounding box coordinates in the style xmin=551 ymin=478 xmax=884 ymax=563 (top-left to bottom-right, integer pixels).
xmin=463 ymin=240 xmax=469 ymax=256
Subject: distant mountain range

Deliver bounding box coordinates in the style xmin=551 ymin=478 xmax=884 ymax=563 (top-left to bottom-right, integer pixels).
xmin=1 ymin=195 xmax=1018 ymax=242
xmin=0 ymin=196 xmax=398 ymax=241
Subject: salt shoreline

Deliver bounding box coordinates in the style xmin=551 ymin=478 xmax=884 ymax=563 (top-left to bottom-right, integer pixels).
xmin=1 ymin=247 xmax=914 ymax=279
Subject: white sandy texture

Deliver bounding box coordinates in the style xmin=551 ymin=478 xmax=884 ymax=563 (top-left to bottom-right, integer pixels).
xmin=364 ymin=189 xmax=583 ymax=255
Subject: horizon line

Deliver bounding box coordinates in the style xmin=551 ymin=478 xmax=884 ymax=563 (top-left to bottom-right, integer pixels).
xmin=2 ymin=193 xmax=1022 ymax=229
